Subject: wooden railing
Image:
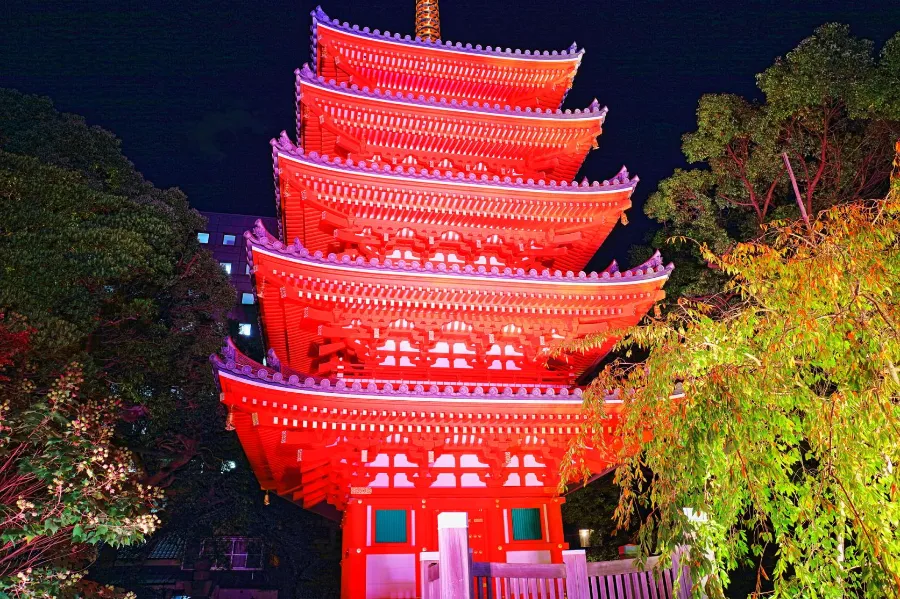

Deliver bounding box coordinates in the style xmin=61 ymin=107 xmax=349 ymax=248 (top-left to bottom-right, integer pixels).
xmin=586 ymin=552 xmax=693 ymax=599
xmin=471 ymin=561 xmax=568 ymax=598
xmin=421 ymin=513 xmax=694 ymax=599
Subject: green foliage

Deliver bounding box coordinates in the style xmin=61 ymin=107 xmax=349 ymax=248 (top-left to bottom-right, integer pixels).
xmin=0 ymin=90 xmax=342 ymax=597
xmin=570 ymin=198 xmax=900 ymax=597
xmin=562 ymin=473 xmax=637 ymax=561
xmin=646 ymin=25 xmax=900 ymax=303
xmin=0 ymin=90 xmax=247 ymax=594
xmin=0 ymin=362 xmax=157 ymax=598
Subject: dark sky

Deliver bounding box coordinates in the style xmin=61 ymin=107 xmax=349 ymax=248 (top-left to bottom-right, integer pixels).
xmin=3 ymin=0 xmax=899 ymax=267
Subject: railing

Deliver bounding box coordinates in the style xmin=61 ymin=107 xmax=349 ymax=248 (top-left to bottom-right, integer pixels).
xmin=421 ymin=513 xmax=694 ymax=599
xmin=586 ymin=552 xmax=693 ymax=599
xmin=471 ymin=562 xmax=568 ymax=598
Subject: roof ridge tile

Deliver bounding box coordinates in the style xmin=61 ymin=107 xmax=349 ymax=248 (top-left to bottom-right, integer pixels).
xmin=296 ymin=64 xmax=606 ymax=120
xmin=271 ymin=131 xmax=638 ymax=193
xmin=246 ymin=219 xmax=673 ymax=283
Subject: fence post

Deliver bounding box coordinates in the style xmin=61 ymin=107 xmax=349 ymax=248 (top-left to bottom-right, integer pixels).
xmin=438 ymin=512 xmax=471 ymax=599
xmin=563 ymin=549 xmax=589 ymax=599
xmin=420 ymin=551 xmax=439 ymax=599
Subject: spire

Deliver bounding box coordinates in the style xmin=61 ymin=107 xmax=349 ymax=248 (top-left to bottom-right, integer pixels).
xmin=415 ymin=0 xmax=441 ymax=42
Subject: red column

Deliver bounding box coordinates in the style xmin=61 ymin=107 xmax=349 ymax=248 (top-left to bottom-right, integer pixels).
xmin=547 ymin=497 xmax=567 ymax=562
xmin=341 ymin=499 xmax=368 ymax=599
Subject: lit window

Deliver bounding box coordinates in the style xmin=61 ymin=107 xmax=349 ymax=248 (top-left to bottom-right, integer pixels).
xmin=241 ymin=293 xmax=254 ymax=305
xmin=375 ymin=509 xmax=407 ymax=543
xmin=245 ymin=264 xmax=251 ymax=275
xmin=238 ymin=323 xmax=252 ymax=336
xmin=511 ymin=508 xmax=542 ymax=541
xmin=198 ymin=232 xmax=210 ymax=244
xmin=220 ymin=262 xmax=232 ymax=275
xmin=223 ymin=234 xmax=236 ymax=246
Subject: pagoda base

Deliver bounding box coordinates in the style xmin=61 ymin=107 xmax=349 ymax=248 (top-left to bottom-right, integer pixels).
xmin=339 ymin=492 xmax=567 ymax=599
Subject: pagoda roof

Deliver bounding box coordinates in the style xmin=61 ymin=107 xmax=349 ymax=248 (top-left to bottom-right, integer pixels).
xmin=296 ymin=67 xmax=605 ymax=181
xmin=213 ymin=343 xmax=591 ymax=404
xmin=247 ymin=221 xmax=671 ymax=288
xmin=310 ymin=6 xmax=584 ymax=65
xmin=213 ymin=345 xmax=621 ymax=508
xmin=271 ymin=133 xmax=636 ymax=271
xmin=298 ymin=64 xmax=605 ymax=121
xmin=273 ymin=131 xmax=632 ymax=197
xmin=311 ymin=7 xmax=581 ymax=110
xmin=246 ymin=221 xmax=670 ymax=378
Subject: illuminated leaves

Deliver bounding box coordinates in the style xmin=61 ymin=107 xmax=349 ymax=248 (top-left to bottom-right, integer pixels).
xmin=0 ymin=365 xmax=161 ymax=597
xmin=570 ymin=197 xmax=900 ymax=597
xmin=646 ymin=26 xmax=900 ymax=306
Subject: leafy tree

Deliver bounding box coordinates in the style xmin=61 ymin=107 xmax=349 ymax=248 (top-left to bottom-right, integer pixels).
xmin=0 ymin=90 xmax=342 ymax=597
xmin=561 ymin=473 xmax=637 ymax=561
xmin=643 ymin=24 xmax=900 ymax=302
xmin=0 ymin=90 xmax=241 ymax=593
xmin=569 ymin=189 xmax=900 ymax=596
xmin=0 ymin=354 xmax=159 ymax=597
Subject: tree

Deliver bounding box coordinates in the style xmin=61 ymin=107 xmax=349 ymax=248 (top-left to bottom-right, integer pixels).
xmin=0 ymin=90 xmax=342 ymax=597
xmin=0 ymin=356 xmax=159 ymax=597
xmin=569 ymin=189 xmax=900 ymax=596
xmin=643 ymin=25 xmax=900 ymax=303
xmin=561 ymin=473 xmax=637 ymax=562
xmin=0 ymin=90 xmax=245 ymax=594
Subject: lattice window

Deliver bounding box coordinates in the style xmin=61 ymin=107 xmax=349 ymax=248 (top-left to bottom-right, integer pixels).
xmin=199 ymin=537 xmax=263 ymax=570
xmin=511 ymin=508 xmax=542 ymax=541
xmin=375 ymin=509 xmax=407 ymax=543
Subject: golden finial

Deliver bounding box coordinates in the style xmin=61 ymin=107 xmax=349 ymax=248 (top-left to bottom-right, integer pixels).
xmin=415 ymin=0 xmax=441 ymax=42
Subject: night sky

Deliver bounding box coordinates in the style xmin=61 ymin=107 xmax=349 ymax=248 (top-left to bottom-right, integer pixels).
xmin=4 ymin=0 xmax=899 ymax=267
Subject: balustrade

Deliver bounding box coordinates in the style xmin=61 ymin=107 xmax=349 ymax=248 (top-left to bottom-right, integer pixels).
xmin=421 ymin=512 xmax=694 ymax=599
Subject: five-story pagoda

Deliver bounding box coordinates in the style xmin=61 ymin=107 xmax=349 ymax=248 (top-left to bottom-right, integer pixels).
xmin=212 ymin=3 xmax=672 ymax=597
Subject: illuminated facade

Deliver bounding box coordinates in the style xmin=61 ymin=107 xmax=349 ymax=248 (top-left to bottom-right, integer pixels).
xmin=212 ymin=6 xmax=671 ymax=598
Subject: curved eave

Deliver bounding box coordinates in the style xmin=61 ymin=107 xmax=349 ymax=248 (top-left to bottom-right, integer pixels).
xmin=246 ymin=224 xmax=673 ymax=291
xmin=297 ymin=66 xmax=605 ymax=123
xmin=216 ymin=366 xmax=597 ymax=407
xmin=310 ymin=7 xmax=585 ymax=65
xmin=272 ymin=135 xmax=637 ymax=198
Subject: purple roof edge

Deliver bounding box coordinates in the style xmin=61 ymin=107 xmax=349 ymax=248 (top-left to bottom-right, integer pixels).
xmin=297 ymin=64 xmax=605 ymax=120
xmin=244 ymin=219 xmax=673 ymax=285
xmin=270 ymin=132 xmax=638 ymax=198
xmin=310 ymin=6 xmax=585 ymax=69
xmin=211 ymin=339 xmax=600 ymax=401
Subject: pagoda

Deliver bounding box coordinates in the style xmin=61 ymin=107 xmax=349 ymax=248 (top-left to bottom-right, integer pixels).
xmin=212 ymin=3 xmax=672 ymax=597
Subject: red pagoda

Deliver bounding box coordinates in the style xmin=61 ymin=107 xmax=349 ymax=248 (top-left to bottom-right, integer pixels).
xmin=212 ymin=4 xmax=671 ymax=597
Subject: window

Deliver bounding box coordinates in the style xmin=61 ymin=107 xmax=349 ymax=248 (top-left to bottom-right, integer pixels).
xmin=220 ymin=262 xmax=232 ymax=275
xmin=511 ymin=508 xmax=542 ymax=541
xmin=375 ymin=509 xmax=407 ymax=543
xmin=245 ymin=264 xmax=252 ymax=275
xmin=241 ymin=292 xmax=255 ymax=305
xmin=200 ymin=537 xmax=262 ymax=570
xmin=238 ymin=323 xmax=252 ymax=336
xmin=197 ymin=232 xmax=209 ymax=244
xmin=223 ymin=234 xmax=236 ymax=246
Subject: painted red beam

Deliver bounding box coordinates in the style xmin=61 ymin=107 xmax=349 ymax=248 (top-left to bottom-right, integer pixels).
xmin=296 ymin=66 xmax=605 ymax=182
xmin=213 ymin=347 xmax=621 ymax=510
xmin=271 ymin=134 xmax=636 ymax=273
xmin=245 ymin=222 xmax=671 ymax=379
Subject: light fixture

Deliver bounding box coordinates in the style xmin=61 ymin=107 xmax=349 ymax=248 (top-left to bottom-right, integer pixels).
xmin=578 ymin=528 xmax=593 ymax=548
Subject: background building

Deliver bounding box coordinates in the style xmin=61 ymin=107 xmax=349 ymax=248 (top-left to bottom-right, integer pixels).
xmin=199 ymin=212 xmax=277 ymax=347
